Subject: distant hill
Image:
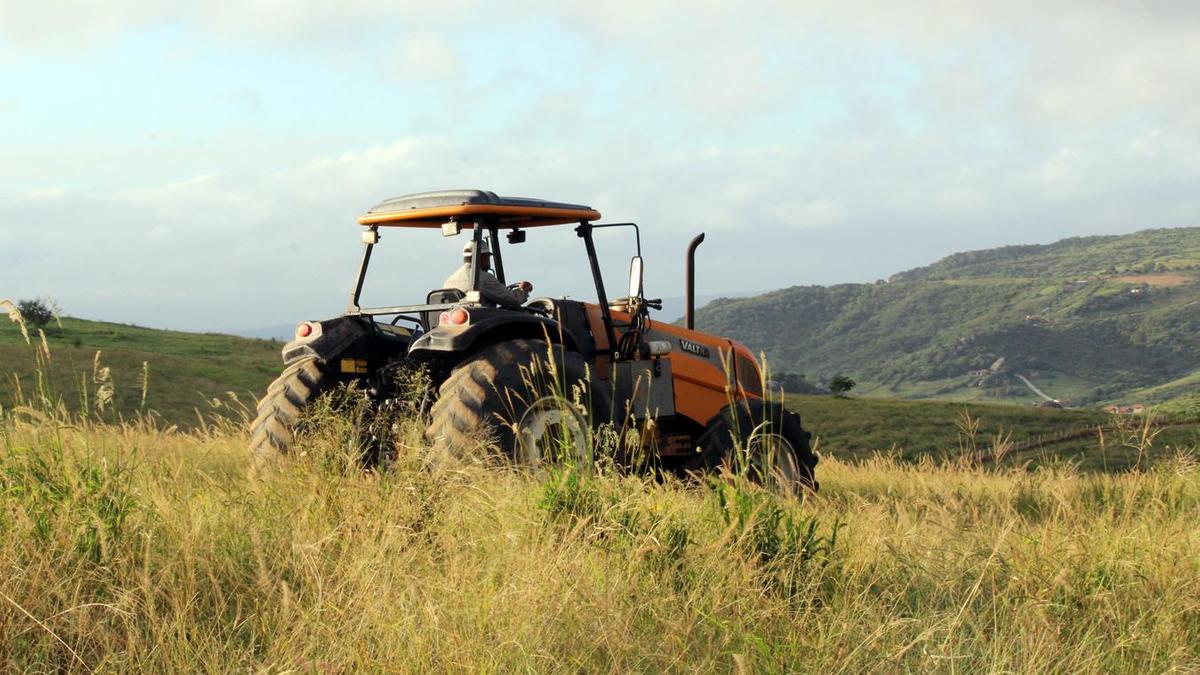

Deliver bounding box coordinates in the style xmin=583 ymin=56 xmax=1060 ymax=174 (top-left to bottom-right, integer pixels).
xmin=696 ymin=227 xmax=1200 ymax=406
xmin=656 ymin=291 xmax=762 ymax=325
xmin=1 ymin=317 xmax=282 ymax=426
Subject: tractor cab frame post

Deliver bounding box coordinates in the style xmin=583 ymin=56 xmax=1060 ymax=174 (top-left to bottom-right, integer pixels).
xmin=341 ymin=215 xmax=519 ymax=319
xmin=488 ymin=224 xmax=506 ymax=284
xmin=348 ymin=225 xmax=380 ymax=313
xmin=576 ymin=220 xmax=619 ymax=359
xmin=590 ymin=222 xmax=642 ymax=258
xmin=468 ymin=219 xmax=485 ymax=293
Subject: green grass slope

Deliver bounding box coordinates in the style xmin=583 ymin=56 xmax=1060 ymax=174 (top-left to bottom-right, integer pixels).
xmin=789 ymin=394 xmax=1200 ymax=471
xmin=698 ymin=227 xmax=1200 ymax=405
xmin=1 ymin=317 xmax=283 ymax=426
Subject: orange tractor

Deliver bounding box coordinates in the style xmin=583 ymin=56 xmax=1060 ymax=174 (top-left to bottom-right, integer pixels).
xmin=251 ymin=190 xmax=817 ymax=491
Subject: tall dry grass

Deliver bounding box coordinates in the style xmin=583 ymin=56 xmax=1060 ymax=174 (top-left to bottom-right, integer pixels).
xmin=2 ymin=406 xmax=1199 ymax=672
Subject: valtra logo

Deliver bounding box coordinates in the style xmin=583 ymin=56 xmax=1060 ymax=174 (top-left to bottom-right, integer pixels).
xmin=679 ymin=338 xmax=710 ymax=358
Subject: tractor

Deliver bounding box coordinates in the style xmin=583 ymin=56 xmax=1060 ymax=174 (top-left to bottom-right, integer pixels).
xmin=250 ymin=190 xmax=817 ymax=491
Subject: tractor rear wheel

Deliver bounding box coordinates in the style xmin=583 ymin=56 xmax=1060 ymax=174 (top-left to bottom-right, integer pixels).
xmin=248 ymin=357 xmax=335 ymax=462
xmin=427 ymin=339 xmax=609 ymax=466
xmin=698 ymin=399 xmax=819 ymax=494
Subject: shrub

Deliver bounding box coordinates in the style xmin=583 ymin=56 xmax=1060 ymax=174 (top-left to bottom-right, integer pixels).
xmin=17 ymin=299 xmax=53 ymax=330
xmin=829 ymin=374 xmax=856 ymax=397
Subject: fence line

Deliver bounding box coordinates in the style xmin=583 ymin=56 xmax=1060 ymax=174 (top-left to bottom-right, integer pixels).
xmin=979 ymin=414 xmax=1200 ymax=463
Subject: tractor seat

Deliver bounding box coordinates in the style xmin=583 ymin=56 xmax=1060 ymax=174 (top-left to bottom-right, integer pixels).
xmin=423 ymin=288 xmax=466 ymax=330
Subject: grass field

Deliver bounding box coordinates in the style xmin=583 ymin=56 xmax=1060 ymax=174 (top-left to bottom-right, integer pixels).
xmin=3 ymin=408 xmax=1199 ymax=671
xmin=1160 ymin=392 xmax=1200 ymax=415
xmin=856 ymin=370 xmax=1102 ymax=407
xmin=1129 ymin=368 xmax=1200 ymax=403
xmin=789 ymin=394 xmax=1200 ymax=471
xmin=0 ymin=316 xmax=282 ymax=427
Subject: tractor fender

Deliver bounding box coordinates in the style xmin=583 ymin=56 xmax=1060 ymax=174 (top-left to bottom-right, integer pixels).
xmin=281 ymin=316 xmax=371 ymax=366
xmin=408 ymin=311 xmax=578 ymax=358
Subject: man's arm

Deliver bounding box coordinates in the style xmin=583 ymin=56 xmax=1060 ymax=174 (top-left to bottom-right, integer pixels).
xmin=478 ymin=273 xmax=530 ymax=308
xmin=442 ymin=264 xmax=471 ymax=293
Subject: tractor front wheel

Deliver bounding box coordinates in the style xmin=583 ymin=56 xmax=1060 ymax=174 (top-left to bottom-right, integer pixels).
xmin=426 ymin=339 xmax=609 ymax=466
xmin=248 ymin=357 xmax=335 ymax=462
xmin=698 ymin=399 xmax=819 ymax=494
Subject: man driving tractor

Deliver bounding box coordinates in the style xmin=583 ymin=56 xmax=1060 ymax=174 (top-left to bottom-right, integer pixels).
xmin=443 ymin=239 xmax=533 ymax=308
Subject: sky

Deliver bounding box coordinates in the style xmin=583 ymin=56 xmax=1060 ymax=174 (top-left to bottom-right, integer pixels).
xmin=2 ymin=1 xmax=1199 ymax=332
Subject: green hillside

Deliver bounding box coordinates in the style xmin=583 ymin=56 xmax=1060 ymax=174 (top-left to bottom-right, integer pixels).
xmin=5 ymin=313 xmax=1195 ymax=472
xmin=1 ymin=317 xmax=283 ymax=426
xmin=698 ymin=227 xmax=1200 ymax=406
xmin=789 ymin=394 xmax=1200 ymax=472
xmin=891 ymin=228 xmax=1200 ymax=281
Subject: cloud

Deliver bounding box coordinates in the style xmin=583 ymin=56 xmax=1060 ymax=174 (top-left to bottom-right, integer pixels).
xmin=0 ymin=1 xmax=165 ymax=49
xmin=781 ymin=199 xmax=848 ymax=230
xmin=0 ymin=1 xmax=475 ymax=51
xmin=8 ymin=2 xmax=1198 ymax=133
xmin=0 ymin=137 xmax=856 ymax=328
xmin=5 ymin=112 xmax=1198 ymax=331
xmin=1035 ymin=147 xmax=1086 ymax=196
xmin=24 ymin=187 xmax=67 ymax=200
xmin=386 ymin=33 xmax=461 ymax=80
xmin=535 ymin=1 xmax=1200 ymax=132
xmin=227 ymin=87 xmax=262 ymax=112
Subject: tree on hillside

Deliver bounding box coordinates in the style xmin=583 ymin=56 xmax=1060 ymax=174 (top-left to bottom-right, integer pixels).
xmin=774 ymin=371 xmax=826 ymax=394
xmin=829 ymin=374 xmax=856 ymax=398
xmin=17 ymin=299 xmax=53 ymax=330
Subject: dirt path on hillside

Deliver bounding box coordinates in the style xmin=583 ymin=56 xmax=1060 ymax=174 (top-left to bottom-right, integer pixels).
xmin=1112 ymin=273 xmax=1195 ymax=287
xmin=1016 ymin=374 xmax=1056 ymax=402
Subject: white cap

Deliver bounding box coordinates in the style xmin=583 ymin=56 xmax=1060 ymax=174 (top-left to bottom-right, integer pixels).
xmin=462 ymin=240 xmax=491 ymax=257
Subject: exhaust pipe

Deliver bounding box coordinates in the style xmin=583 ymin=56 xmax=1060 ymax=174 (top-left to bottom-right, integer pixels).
xmin=685 ymin=233 xmax=705 ymax=330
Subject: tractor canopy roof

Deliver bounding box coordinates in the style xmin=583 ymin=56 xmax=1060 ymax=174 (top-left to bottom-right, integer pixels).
xmin=359 ymin=189 xmax=601 ymax=228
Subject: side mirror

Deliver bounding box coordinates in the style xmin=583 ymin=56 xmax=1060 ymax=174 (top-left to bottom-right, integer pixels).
xmin=628 ymin=256 xmax=644 ymax=299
